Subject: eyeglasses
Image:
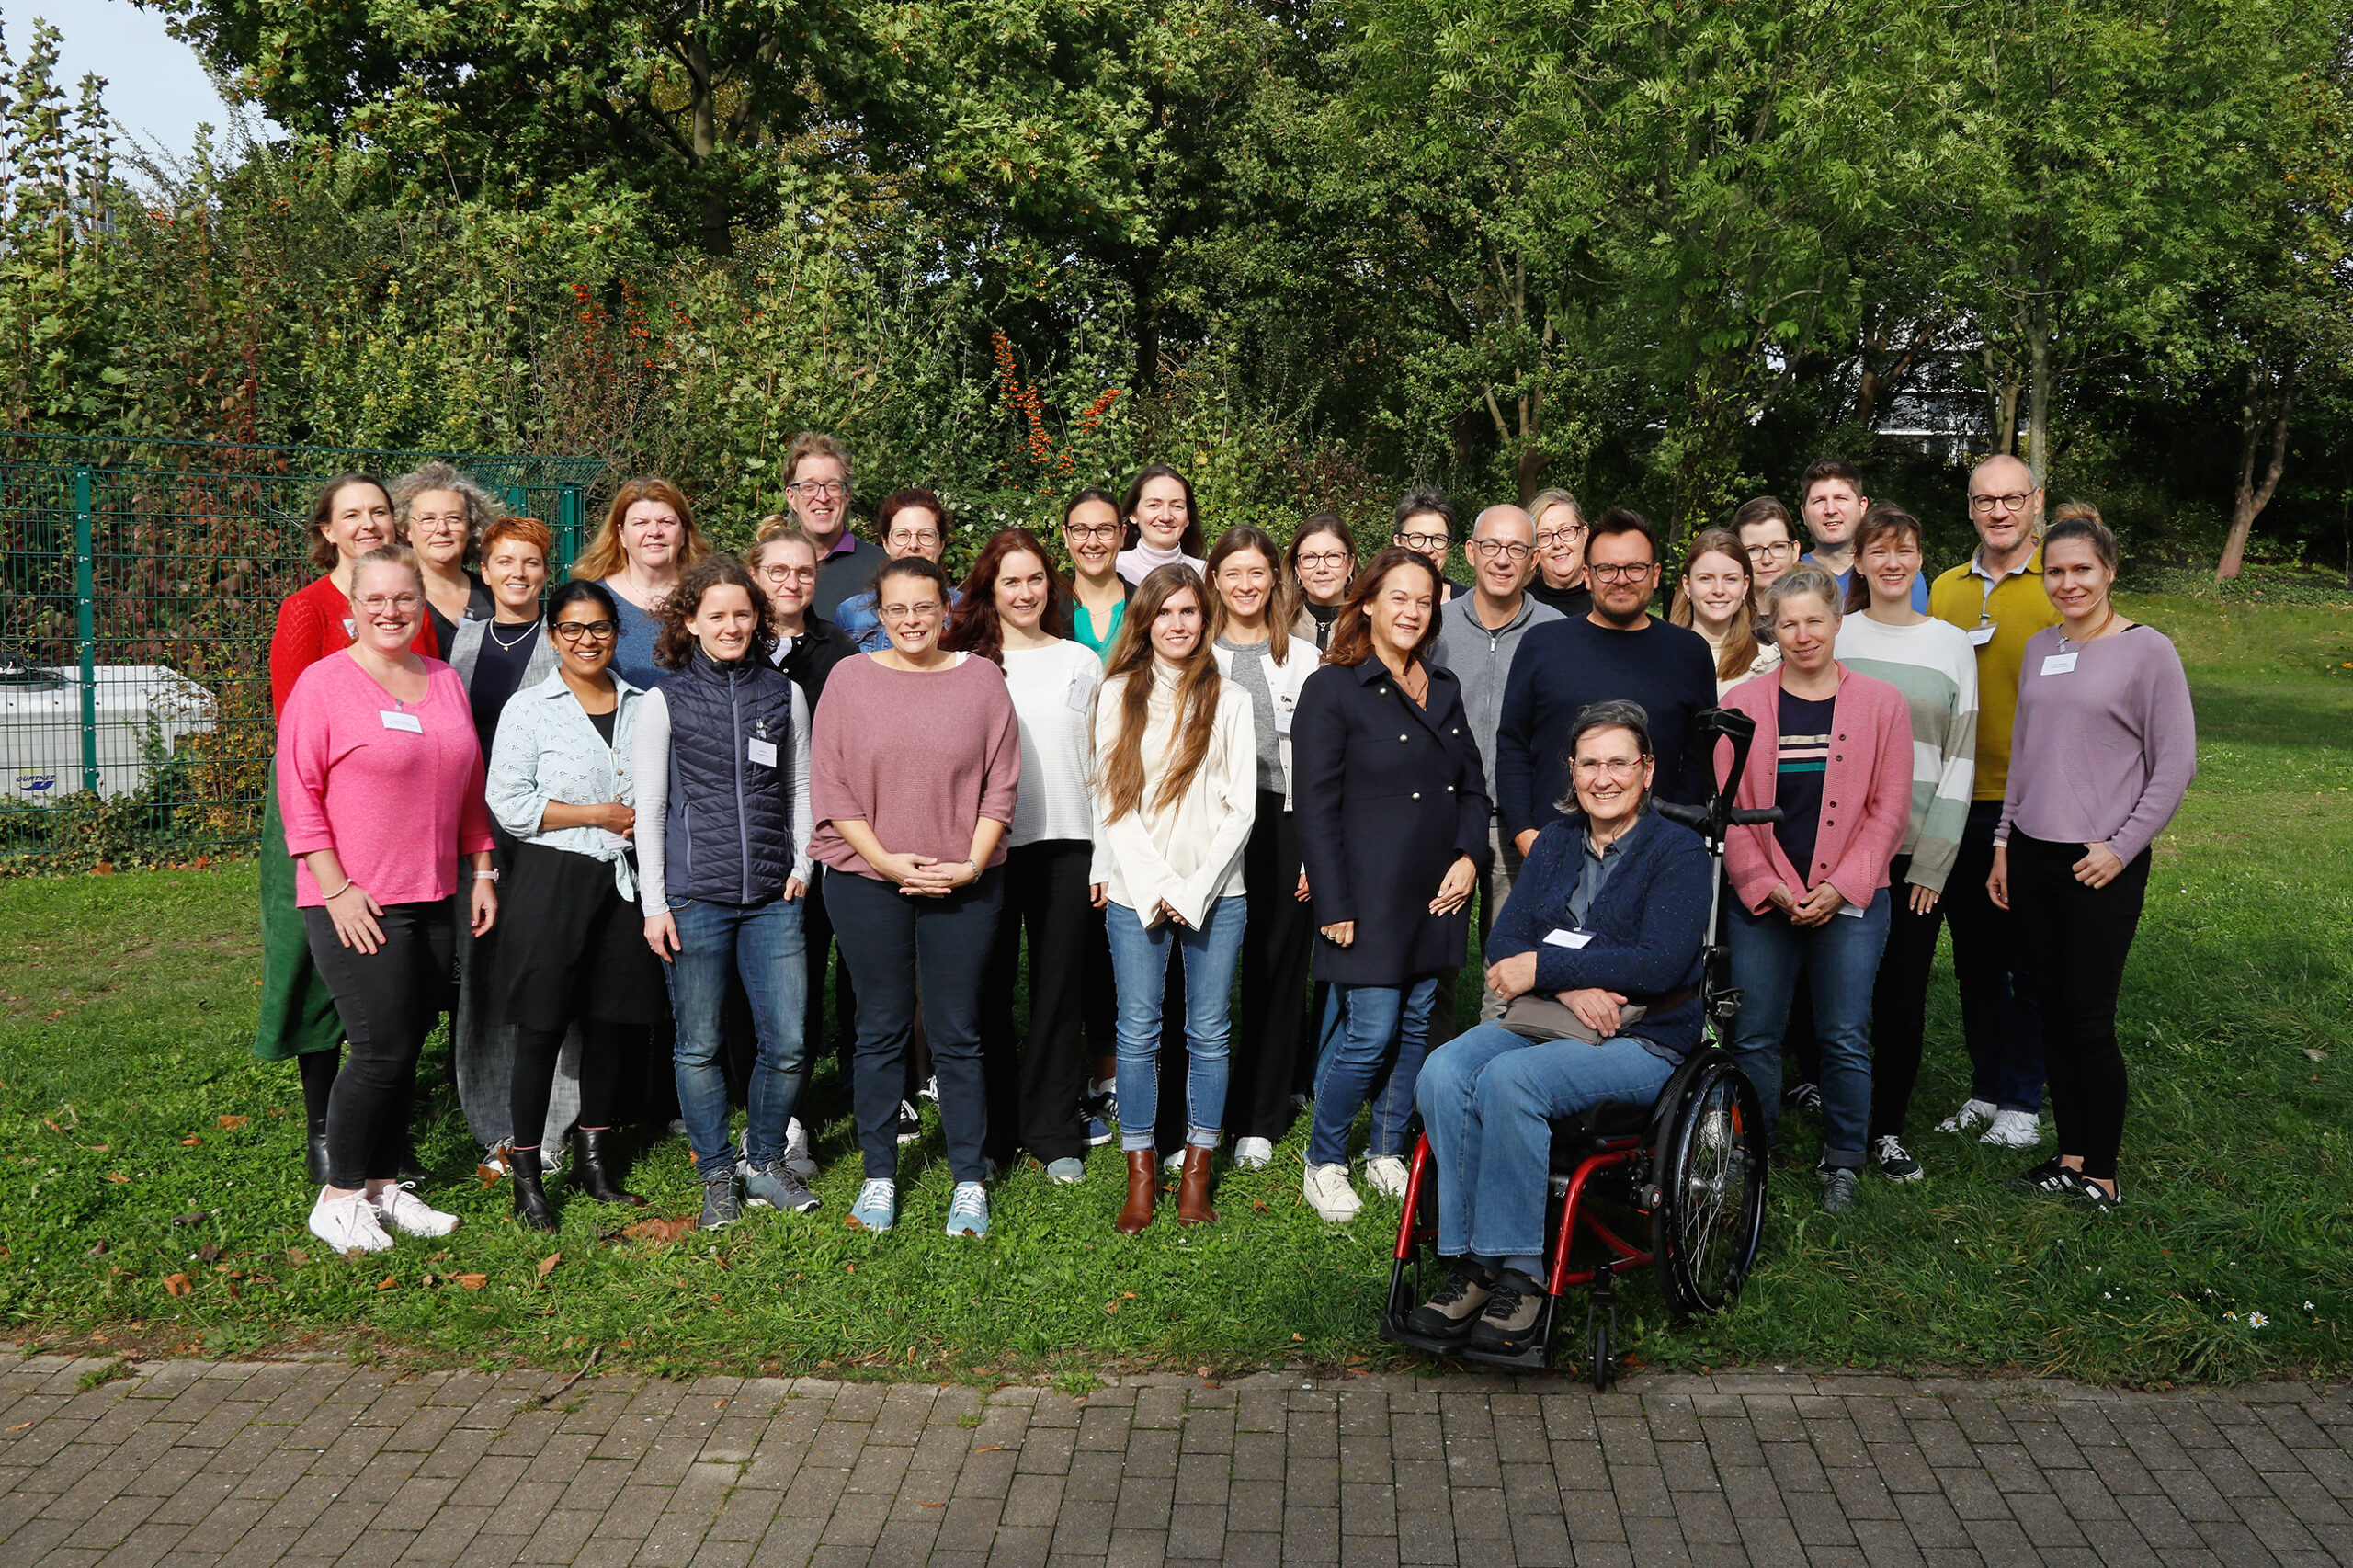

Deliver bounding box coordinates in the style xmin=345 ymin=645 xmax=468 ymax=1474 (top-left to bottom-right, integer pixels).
xmin=1294 ymin=551 xmax=1351 ymax=570
xmin=756 ymin=565 xmax=815 ymax=585
xmin=1970 ymin=491 xmax=2035 ymax=514
xmin=1535 ymin=528 xmax=1585 ymax=547
xmin=788 ymin=481 xmax=847 ymax=499
xmin=887 ymin=530 xmax=942 ymax=549
xmin=355 ymin=593 xmax=422 ymax=613
xmin=552 ymin=619 xmax=619 ymax=642
xmin=1394 ymin=531 xmax=1450 ymax=552
xmin=881 ymin=601 xmax=942 ymax=620
xmin=1064 ymin=523 xmax=1123 ymax=542
xmin=408 ymin=517 xmax=466 ymax=535
xmin=1745 ymin=540 xmax=1795 ymax=562
xmin=1572 ymin=757 xmax=1645 ymax=778
xmin=1588 ymin=561 xmax=1656 ymax=583
xmin=1468 ymin=540 xmax=1533 ymax=562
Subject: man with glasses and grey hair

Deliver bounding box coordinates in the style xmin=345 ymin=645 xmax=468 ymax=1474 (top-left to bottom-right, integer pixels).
xmin=1926 ymin=454 xmax=2063 ymax=1151
xmin=1433 ymin=504 xmax=1563 ymax=1021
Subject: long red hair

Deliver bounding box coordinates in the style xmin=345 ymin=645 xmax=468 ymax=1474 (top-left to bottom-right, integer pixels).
xmin=947 ymin=528 xmax=1074 ymax=665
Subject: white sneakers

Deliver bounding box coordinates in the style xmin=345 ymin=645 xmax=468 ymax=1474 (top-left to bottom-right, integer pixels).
xmin=374 ymin=1183 xmax=461 ymax=1237
xmin=308 ymin=1189 xmax=394 ymax=1254
xmin=1233 ymin=1137 xmax=1275 ymax=1169
xmin=1362 ymin=1156 xmax=1409 ymax=1199
xmin=1978 ymin=1108 xmax=2044 ymax=1148
xmin=1934 ymin=1098 xmax=1996 ymax=1133
xmin=1303 ymin=1163 xmax=1362 ymax=1222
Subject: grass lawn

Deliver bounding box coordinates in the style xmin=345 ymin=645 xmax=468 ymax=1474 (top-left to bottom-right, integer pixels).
xmin=2 ymin=592 xmax=2348 ymax=1386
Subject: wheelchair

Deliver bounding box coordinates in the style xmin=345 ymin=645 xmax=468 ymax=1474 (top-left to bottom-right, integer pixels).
xmin=1379 ymin=708 xmax=1777 ymax=1388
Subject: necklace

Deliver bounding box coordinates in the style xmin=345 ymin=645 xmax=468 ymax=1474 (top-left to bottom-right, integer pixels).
xmin=2058 ymin=603 xmax=2116 ymax=651
xmin=487 ymin=617 xmax=539 ymax=652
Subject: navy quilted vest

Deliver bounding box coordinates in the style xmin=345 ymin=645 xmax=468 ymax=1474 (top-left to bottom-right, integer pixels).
xmin=659 ymin=646 xmax=799 ymax=905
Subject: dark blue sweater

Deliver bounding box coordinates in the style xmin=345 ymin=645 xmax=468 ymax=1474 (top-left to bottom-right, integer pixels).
xmin=1485 ymin=810 xmax=1712 ymax=1059
xmin=1493 ymin=615 xmax=1719 ymax=837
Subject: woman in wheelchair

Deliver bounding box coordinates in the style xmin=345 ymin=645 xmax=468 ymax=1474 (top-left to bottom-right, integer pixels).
xmin=1406 ymin=699 xmax=1712 ymax=1356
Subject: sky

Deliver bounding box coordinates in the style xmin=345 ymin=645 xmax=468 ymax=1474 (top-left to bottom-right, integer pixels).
xmin=4 ymin=0 xmax=281 ymax=165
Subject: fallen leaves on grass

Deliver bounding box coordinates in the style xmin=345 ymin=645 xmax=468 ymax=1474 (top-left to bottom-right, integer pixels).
xmin=537 ymin=1253 xmax=562 ymax=1280
xmin=162 ymin=1274 xmax=191 ymax=1297
xmin=103 ymin=1173 xmax=128 ymax=1184
xmin=178 ymin=1136 xmax=201 ymax=1147
xmin=614 ymin=1214 xmax=698 ymax=1248
xmin=171 ymin=1210 xmax=208 ymax=1226
xmin=284 ymin=1248 xmax=309 ymax=1266
xmin=215 ymin=1115 xmax=249 ymax=1131
xmin=452 ymin=1274 xmax=488 ymax=1290
xmin=2306 ymin=1048 xmax=2328 ymax=1062
xmin=376 ymin=1276 xmax=397 ymax=1290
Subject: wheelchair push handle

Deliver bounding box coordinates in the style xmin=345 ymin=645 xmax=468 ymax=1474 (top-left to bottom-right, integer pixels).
xmin=1654 ymin=708 xmax=1782 ymax=841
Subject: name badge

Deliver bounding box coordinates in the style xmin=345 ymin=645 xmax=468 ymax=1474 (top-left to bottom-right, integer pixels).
xmin=380 ymin=710 xmax=423 ymax=733
xmin=1542 ymin=928 xmax=1594 ymax=949
xmin=1965 ymin=623 xmax=1996 ymax=647
xmin=747 ymin=737 xmax=779 ymax=767
xmin=1833 ymin=900 xmax=1865 ymax=919
xmin=1067 ymin=674 xmax=1096 ymax=713
xmin=2040 ymin=652 xmax=2079 ymax=676
xmin=1274 ymin=709 xmax=1294 ymax=736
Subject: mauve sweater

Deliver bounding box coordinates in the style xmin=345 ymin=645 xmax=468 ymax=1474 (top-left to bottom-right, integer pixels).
xmin=277 ymin=653 xmax=494 ymax=906
xmin=807 ymin=653 xmax=1022 ymax=880
xmin=1997 ymin=624 xmax=2197 ymax=864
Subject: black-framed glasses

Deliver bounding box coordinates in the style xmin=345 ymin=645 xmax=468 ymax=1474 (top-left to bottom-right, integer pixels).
xmin=1395 ymin=530 xmax=1450 ymax=552
xmin=1970 ymin=491 xmax=2035 ymax=514
xmin=1064 ymin=522 xmax=1122 ymax=542
xmin=1588 ymin=562 xmax=1656 ymax=584
xmin=1745 ymin=540 xmax=1796 ymax=562
xmin=1468 ymin=540 xmax=1533 ymax=562
xmin=788 ymin=480 xmax=847 ymax=499
xmin=1294 ymin=551 xmax=1352 ymax=569
xmin=552 ymin=619 xmax=619 ymax=642
xmin=1535 ymin=527 xmax=1585 ymax=547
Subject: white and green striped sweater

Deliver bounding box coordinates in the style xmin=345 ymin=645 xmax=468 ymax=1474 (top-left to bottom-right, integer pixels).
xmin=1832 ymin=615 xmax=1978 ymax=893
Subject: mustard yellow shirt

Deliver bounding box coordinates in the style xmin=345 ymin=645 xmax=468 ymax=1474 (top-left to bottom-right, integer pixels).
xmin=1929 ymin=546 xmax=2060 ymax=801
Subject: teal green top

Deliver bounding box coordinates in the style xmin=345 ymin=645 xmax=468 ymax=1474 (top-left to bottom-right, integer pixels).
xmin=1073 ymin=598 xmax=1127 ymax=661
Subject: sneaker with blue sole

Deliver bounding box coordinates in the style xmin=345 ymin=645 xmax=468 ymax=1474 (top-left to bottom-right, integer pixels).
xmin=745 ymin=1162 xmax=821 ymax=1213
xmin=945 ymin=1182 xmax=990 ymax=1238
xmin=847 ymin=1178 xmax=896 ymax=1233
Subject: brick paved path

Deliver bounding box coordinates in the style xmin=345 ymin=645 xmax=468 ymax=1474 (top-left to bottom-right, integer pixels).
xmin=3 ymin=1352 xmax=2348 ymax=1567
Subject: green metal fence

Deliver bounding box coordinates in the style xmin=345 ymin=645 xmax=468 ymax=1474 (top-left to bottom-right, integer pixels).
xmin=0 ymin=433 xmax=604 ymax=869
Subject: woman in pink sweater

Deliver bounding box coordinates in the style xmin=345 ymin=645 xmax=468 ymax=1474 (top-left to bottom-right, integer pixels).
xmin=1716 ymin=565 xmax=1915 ymax=1214
xmin=278 ymin=547 xmax=498 ymax=1255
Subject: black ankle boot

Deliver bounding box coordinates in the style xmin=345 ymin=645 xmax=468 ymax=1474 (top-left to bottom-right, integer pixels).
xmin=573 ymin=1128 xmax=646 ymax=1206
xmin=511 ymin=1147 xmax=558 ymax=1231
xmin=395 ymin=1136 xmax=429 ymax=1184
xmin=306 ymin=1131 xmax=331 ymax=1185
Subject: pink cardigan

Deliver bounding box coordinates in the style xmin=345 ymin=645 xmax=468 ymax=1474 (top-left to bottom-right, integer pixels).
xmin=278 ymin=652 xmax=495 ymax=907
xmin=1715 ymin=665 xmax=1915 ymax=915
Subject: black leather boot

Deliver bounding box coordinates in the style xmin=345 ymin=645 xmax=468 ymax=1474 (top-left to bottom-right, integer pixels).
xmin=395 ymin=1136 xmax=430 ymax=1184
xmin=573 ymin=1128 xmax=646 ymax=1206
xmin=510 ymin=1146 xmax=558 ymax=1231
xmin=306 ymin=1131 xmax=331 ymax=1186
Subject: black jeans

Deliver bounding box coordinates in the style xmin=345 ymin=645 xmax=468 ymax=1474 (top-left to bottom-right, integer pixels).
xmin=1232 ymin=797 xmax=1314 ymax=1142
xmin=303 ymin=901 xmax=455 ymax=1189
xmin=979 ymin=840 xmax=1096 ymax=1165
xmin=2006 ymin=833 xmax=2150 ymax=1181
xmin=824 ymin=867 xmax=1004 ymax=1183
xmin=512 ymin=1018 xmax=631 ymax=1148
xmin=1867 ymin=855 xmax=1946 ymax=1141
xmin=1946 ymin=800 xmax=2045 ymax=1111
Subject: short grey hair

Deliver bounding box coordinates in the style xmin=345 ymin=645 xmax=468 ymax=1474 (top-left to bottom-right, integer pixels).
xmin=391 ymin=461 xmax=504 ymax=562
xmin=1553 ymin=699 xmax=1654 ymax=814
xmin=1765 ymin=563 xmax=1843 ymax=623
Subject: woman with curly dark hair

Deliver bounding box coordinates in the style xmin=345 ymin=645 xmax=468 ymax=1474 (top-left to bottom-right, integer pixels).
xmin=631 ymin=555 xmax=821 ymax=1233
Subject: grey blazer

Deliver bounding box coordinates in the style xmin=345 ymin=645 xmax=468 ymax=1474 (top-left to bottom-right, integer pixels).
xmin=447 ymin=616 xmax=561 ymax=690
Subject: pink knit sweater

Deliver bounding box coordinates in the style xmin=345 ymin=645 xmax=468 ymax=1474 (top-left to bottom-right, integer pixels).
xmin=1716 ymin=664 xmax=1915 ymax=915
xmin=807 ymin=653 xmax=1022 ymax=881
xmin=277 ymin=652 xmax=495 ymax=907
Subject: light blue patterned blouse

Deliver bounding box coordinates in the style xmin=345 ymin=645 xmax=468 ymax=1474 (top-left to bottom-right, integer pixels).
xmin=484 ymin=668 xmax=645 ymax=900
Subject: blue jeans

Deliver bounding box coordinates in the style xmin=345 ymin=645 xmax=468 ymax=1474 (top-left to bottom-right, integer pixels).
xmin=1727 ymin=888 xmax=1890 ymax=1166
xmin=1415 ymin=1023 xmax=1675 ymax=1264
xmin=663 ymin=895 xmax=808 ymax=1175
xmin=1105 ymin=897 xmax=1247 ymax=1153
xmin=1311 ymin=976 xmax=1440 ymax=1167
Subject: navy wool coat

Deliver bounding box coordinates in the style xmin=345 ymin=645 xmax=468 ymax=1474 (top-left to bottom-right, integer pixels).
xmin=1291 ymin=654 xmax=1492 ymax=986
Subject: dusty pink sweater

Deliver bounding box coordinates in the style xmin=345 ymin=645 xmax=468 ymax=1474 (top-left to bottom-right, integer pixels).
xmin=808 ymin=653 xmax=1022 ymax=881
xmin=278 ymin=653 xmax=495 ymax=906
xmin=1716 ymin=664 xmax=1916 ymax=915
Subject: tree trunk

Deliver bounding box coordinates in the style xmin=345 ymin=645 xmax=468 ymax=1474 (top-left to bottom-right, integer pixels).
xmin=1131 ymin=263 xmax=1161 ymax=392
xmin=2217 ymin=360 xmax=2295 ymax=582
xmin=1982 ymin=346 xmax=2021 ymax=456
xmin=687 ymin=30 xmax=732 ymax=256
xmin=2024 ymin=297 xmax=2052 ymax=483
xmin=1516 ymin=441 xmax=1552 ymax=505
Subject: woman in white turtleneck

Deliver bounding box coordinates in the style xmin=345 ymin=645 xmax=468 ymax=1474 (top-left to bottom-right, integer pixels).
xmin=1114 ymin=463 xmax=1208 ymax=586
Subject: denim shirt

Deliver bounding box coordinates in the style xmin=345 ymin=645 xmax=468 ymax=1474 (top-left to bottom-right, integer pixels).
xmin=483 ymin=668 xmax=643 ymax=899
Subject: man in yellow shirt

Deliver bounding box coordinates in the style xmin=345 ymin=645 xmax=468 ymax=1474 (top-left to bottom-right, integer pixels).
xmin=1927 ymin=454 xmax=2063 ymax=1150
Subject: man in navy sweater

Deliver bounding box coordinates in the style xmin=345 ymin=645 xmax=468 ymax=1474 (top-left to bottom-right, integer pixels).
xmin=1495 ymin=508 xmax=1719 ymax=848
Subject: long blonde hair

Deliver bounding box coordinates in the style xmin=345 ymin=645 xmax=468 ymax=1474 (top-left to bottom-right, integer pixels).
xmin=1669 ymin=528 xmax=1766 ymax=683
xmin=1094 ymin=565 xmax=1223 ymax=824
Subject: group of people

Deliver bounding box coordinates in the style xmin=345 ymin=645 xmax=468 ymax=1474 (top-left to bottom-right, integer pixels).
xmin=257 ymin=440 xmax=2196 ymax=1324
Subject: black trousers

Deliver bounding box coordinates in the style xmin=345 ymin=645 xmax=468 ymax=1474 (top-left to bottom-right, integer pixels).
xmin=1232 ymin=797 xmax=1314 ymax=1142
xmin=497 ymin=843 xmax=663 ymax=1149
xmin=979 ymin=839 xmax=1096 ymax=1165
xmin=2006 ymin=834 xmax=2150 ymax=1181
xmin=304 ymin=901 xmax=455 ymax=1189
xmin=1867 ymin=855 xmax=1945 ymax=1141
xmin=513 ymin=1018 xmax=631 ymax=1146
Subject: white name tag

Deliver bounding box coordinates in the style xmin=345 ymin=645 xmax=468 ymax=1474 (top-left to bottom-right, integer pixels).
xmin=1067 ymin=675 xmax=1096 ymax=712
xmin=1965 ymin=623 xmax=1996 ymax=647
xmin=1542 ymin=927 xmax=1594 ymax=949
xmin=343 ymin=618 xmax=357 ymax=638
xmin=1834 ymin=900 xmax=1865 ymax=919
xmin=1274 ymin=709 xmax=1294 ymax=736
xmin=380 ymin=710 xmax=422 ymax=733
xmin=2040 ymin=652 xmax=2079 ymax=676
xmin=747 ymin=737 xmax=779 ymax=767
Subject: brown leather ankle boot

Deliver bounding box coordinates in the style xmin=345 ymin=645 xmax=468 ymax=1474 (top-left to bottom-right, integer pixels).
xmin=1117 ymin=1150 xmax=1159 ymax=1233
xmin=1176 ymin=1145 xmax=1218 ymax=1226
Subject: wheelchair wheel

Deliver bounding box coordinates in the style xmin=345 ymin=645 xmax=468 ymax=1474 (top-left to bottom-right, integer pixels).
xmin=1588 ymin=1314 xmax=1611 ymax=1392
xmin=1651 ymin=1054 xmax=1767 ymax=1315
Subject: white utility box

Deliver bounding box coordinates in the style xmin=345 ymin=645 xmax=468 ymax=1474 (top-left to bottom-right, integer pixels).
xmin=0 ymin=665 xmax=219 ymax=801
